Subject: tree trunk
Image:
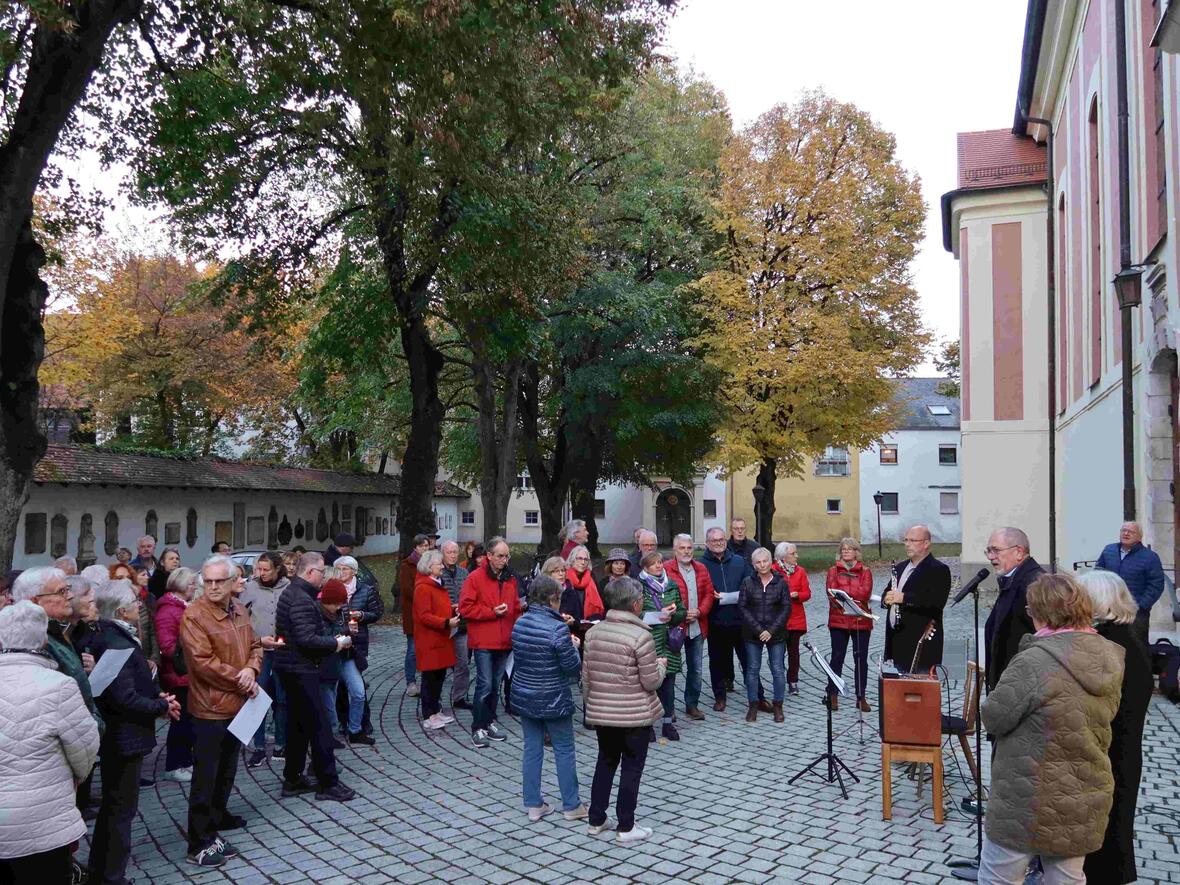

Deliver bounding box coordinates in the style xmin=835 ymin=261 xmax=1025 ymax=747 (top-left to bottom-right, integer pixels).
xmin=754 ymin=458 xmax=777 ymax=549
xmin=568 ymin=438 xmax=605 ymax=558
xmin=519 ymin=363 xmax=568 ymax=556
xmin=468 ymin=328 xmax=523 ymax=542
xmin=0 ymin=0 xmax=145 ymax=567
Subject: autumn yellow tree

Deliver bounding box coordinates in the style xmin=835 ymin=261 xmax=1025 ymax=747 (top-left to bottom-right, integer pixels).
xmin=697 ymin=91 xmax=929 ymax=544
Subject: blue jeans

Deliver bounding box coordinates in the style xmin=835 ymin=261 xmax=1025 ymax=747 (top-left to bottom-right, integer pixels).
xmin=321 ymin=681 xmax=340 ymax=733
xmin=339 ymin=659 xmax=366 ymax=735
xmin=745 ymin=640 xmax=786 ymax=703
xmin=520 ymin=715 xmax=581 ymax=811
xmin=405 ymin=636 xmax=417 ymax=685
xmin=472 ymin=649 xmax=510 ymax=732
xmin=683 ymin=634 xmax=704 ymax=710
xmin=252 ymin=651 xmax=287 ymax=751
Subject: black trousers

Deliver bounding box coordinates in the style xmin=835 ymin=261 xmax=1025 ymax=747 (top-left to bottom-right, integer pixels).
xmin=589 ymin=726 xmax=650 ymax=833
xmin=87 ymin=751 xmax=144 ymax=885
xmin=188 ymin=718 xmax=241 ymax=852
xmin=420 ymin=668 xmax=446 ymax=719
xmin=76 ymin=767 xmax=95 ymax=811
xmin=279 ymin=670 xmax=338 ymax=790
xmin=0 ymin=845 xmax=72 ymax=885
xmin=1133 ymin=610 xmax=1151 ymax=648
xmin=829 ymin=628 xmax=870 ymax=700
xmin=707 ymin=625 xmax=763 ymax=701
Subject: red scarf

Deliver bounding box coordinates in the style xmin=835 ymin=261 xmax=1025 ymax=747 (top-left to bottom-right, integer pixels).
xmin=565 ymin=567 xmax=604 ymax=619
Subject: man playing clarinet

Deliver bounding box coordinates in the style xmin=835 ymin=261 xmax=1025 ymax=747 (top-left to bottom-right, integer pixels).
xmin=882 ymin=525 xmax=951 ymax=672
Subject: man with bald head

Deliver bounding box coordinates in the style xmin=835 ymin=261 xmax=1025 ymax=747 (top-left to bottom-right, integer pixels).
xmin=882 ymin=525 xmax=951 ymax=672
xmin=982 ymin=527 xmax=1044 ymax=692
xmin=1095 ymin=521 xmax=1164 ymax=646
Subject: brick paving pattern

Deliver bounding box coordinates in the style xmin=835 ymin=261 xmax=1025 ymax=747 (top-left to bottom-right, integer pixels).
xmin=87 ymin=563 xmax=1180 ymax=883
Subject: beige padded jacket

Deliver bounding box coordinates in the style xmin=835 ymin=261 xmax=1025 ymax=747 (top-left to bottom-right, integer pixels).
xmin=582 ymin=609 xmax=666 ymax=727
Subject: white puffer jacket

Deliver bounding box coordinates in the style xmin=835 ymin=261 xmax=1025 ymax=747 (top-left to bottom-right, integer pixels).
xmin=0 ymin=651 xmax=100 ymax=858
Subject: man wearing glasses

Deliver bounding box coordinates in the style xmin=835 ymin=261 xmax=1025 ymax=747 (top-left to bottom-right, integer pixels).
xmin=273 ymin=552 xmax=356 ymax=802
xmin=881 ymin=525 xmax=951 ymax=672
xmin=459 ymin=537 xmax=520 ymax=749
xmin=982 ymin=527 xmax=1044 ymax=692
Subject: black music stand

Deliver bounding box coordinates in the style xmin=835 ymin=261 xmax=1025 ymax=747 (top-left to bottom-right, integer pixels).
xmin=947 ymin=579 xmax=986 ymax=881
xmin=788 ymin=642 xmax=858 ymax=799
xmin=828 ymin=591 xmax=879 ymax=744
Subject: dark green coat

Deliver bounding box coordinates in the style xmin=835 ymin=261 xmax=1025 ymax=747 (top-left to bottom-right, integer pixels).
xmin=639 ymin=572 xmax=685 ymax=675
xmin=47 ymin=623 xmax=104 ymax=735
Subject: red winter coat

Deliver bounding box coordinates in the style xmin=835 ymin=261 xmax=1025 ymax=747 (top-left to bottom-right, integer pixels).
xmin=664 ymin=559 xmax=715 ymax=638
xmin=826 ymin=562 xmax=874 ymax=631
xmin=773 ymin=565 xmax=811 ymax=632
xmin=458 ymin=564 xmax=520 ymax=651
xmin=413 ymin=574 xmax=458 ymax=672
xmin=154 ymin=592 xmax=189 ymax=690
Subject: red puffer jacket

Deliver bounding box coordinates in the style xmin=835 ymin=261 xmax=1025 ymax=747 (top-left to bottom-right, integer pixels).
xmin=826 ymin=562 xmax=874 ymax=631
xmin=664 ymin=560 xmax=715 ymax=638
xmin=154 ymin=592 xmax=189 ymax=690
xmin=413 ymin=575 xmax=458 ymax=672
xmin=773 ymin=565 xmax=811 ymax=631
xmin=458 ymin=564 xmax=520 ymax=651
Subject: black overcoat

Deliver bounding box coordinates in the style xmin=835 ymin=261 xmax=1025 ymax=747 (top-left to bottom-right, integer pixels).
xmin=883 ymin=555 xmax=952 ymax=672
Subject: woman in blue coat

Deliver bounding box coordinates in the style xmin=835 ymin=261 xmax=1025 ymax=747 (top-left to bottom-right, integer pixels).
xmin=510 ymin=574 xmax=585 ymax=822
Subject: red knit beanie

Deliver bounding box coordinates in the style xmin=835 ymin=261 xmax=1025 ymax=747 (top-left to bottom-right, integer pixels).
xmin=320 ymin=578 xmax=347 ymax=606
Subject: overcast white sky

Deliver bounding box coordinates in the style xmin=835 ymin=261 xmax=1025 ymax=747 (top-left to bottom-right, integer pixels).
xmin=662 ymin=0 xmax=1031 ymax=372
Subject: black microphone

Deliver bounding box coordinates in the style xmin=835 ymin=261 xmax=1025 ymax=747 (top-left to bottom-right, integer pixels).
xmin=951 ymin=568 xmax=991 ymax=606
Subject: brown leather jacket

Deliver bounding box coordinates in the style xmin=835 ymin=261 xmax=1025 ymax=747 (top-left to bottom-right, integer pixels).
xmin=180 ymin=595 xmax=263 ymax=720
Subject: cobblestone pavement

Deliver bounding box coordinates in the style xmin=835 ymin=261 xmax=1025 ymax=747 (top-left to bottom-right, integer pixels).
xmin=88 ymin=562 xmax=1180 ymax=884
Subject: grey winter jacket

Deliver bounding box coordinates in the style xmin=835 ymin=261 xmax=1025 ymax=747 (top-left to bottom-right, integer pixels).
xmin=981 ymin=630 xmax=1124 ymax=857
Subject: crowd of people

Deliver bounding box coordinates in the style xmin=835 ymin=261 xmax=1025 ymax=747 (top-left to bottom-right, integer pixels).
xmin=0 ymin=515 xmax=1164 ymax=882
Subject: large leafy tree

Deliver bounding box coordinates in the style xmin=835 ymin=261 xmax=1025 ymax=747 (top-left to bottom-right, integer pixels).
xmin=698 ymin=91 xmax=928 ymax=546
xmin=133 ymin=0 xmax=675 ymax=577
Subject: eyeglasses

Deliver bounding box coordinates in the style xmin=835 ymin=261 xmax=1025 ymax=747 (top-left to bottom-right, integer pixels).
xmin=573 ymin=556 xmax=590 ymax=563
xmin=985 ymin=545 xmax=1017 ymax=555
xmin=307 ymin=566 xmax=326 ymax=574
xmin=204 ymin=577 xmax=234 ymax=587
xmin=35 ymin=587 xmax=72 ymax=599
xmin=903 ymin=537 xmax=927 ymax=543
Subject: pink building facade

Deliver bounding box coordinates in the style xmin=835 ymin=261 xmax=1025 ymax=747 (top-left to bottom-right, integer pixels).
xmin=944 ymin=0 xmax=1180 ymax=626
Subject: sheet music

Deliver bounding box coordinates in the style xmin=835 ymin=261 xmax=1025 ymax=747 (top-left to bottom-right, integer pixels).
xmin=228 ymin=688 xmax=272 ymax=746
xmin=88 ymin=647 xmax=133 ymax=697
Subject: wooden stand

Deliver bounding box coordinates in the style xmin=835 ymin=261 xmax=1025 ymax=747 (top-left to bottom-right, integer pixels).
xmin=881 ymin=742 xmax=944 ymax=823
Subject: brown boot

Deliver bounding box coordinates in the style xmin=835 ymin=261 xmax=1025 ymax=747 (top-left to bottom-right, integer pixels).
xmin=745 ymin=704 xmax=758 ymax=722
xmin=773 ymin=702 xmax=784 ymax=723
xmin=712 ymin=698 xmax=726 ymax=712
xmin=685 ymin=707 xmax=705 ymax=721
xmin=857 ymin=697 xmax=871 ymax=713
xmin=757 ymin=699 xmax=774 ymax=714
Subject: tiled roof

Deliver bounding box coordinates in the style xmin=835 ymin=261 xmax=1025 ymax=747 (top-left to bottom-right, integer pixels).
xmin=33 ymin=444 xmax=470 ymax=498
xmin=892 ymin=378 xmax=961 ymax=430
xmin=957 ymin=129 xmax=1046 ymax=190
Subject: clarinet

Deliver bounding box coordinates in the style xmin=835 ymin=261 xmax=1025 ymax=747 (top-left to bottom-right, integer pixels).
xmin=886 ymin=561 xmax=901 ymax=630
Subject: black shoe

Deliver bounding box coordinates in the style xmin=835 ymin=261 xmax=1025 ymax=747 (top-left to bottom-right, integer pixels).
xmin=271 ymin=747 xmax=285 ymax=761
xmin=213 ymin=837 xmax=241 ymax=858
xmin=452 ymin=699 xmax=473 ymax=710
xmin=187 ymin=844 xmax=226 ymax=868
xmin=246 ymin=750 xmax=267 ymax=768
xmin=218 ymin=814 xmax=247 ymax=831
xmin=661 ymin=723 xmax=680 ymax=741
xmin=315 ymin=783 xmax=356 ymax=802
xmin=348 ymin=732 xmax=376 ymax=746
xmin=280 ymin=776 xmax=315 ymax=798
xmin=139 ymin=777 xmax=155 ymax=787
xmin=648 ymin=726 xmax=657 ymax=744
xmin=331 ymin=737 xmax=346 ymax=750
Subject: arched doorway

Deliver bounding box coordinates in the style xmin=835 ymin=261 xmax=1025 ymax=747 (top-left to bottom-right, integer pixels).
xmin=655 ymin=488 xmax=691 ymax=547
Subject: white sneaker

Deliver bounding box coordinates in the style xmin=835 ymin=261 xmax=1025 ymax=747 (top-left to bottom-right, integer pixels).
xmin=527 ymin=803 xmax=553 ymax=822
xmin=563 ymin=805 xmax=589 ymax=821
xmin=406 ymin=682 xmax=420 ymax=697
xmin=617 ymin=825 xmax=653 ymax=844
xmin=588 ymin=818 xmax=615 ymax=835
xmin=423 ymin=714 xmax=447 ymax=730
xmin=164 ymin=767 xmax=192 ymax=783
xmin=436 ymin=713 xmax=455 ymax=724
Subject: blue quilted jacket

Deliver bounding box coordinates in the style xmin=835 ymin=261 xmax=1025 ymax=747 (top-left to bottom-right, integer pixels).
xmin=509 ymin=607 xmax=582 ymax=720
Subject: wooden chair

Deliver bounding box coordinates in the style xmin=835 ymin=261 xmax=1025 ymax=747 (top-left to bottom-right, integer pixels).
xmin=941 ymin=661 xmax=983 ymax=787
xmin=882 ymin=741 xmax=944 ymax=823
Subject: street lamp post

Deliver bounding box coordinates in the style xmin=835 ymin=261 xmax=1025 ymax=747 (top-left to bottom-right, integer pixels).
xmin=1114 ymin=264 xmax=1145 ymax=521
xmin=872 ymin=492 xmax=884 ymax=560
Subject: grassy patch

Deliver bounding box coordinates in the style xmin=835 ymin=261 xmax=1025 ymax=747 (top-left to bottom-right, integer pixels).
xmin=794 ymin=542 xmax=961 ymax=571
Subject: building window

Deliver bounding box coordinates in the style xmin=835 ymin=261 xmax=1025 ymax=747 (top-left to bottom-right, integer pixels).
xmin=214 ymin=521 xmax=233 ymax=546
xmin=186 ymin=508 xmax=198 ymax=548
xmin=815 ymin=446 xmax=851 ymax=476
xmin=145 ymin=509 xmax=158 ymax=540
xmin=826 ymin=498 xmax=842 ymax=514
xmin=939 ymin=445 xmax=958 ymax=465
xmin=461 ymin=511 xmax=476 ymax=526
xmin=703 ymin=499 xmax=717 ymax=518
xmin=878 ymin=492 xmax=899 ymax=514
xmin=517 ymin=470 xmax=533 ymax=490
xmin=940 ymin=492 xmax=959 ymax=514
xmin=24 ymin=512 xmax=47 ymax=555
xmin=524 ymin=510 xmax=539 ymax=526
xmin=354 ymin=507 xmax=366 ymax=544
xmin=879 ymin=445 xmax=898 ymax=465
xmin=927 ymin=404 xmax=952 ymax=416
xmin=594 ymin=498 xmax=606 ymax=519
xmin=341 ymin=504 xmax=352 ymax=534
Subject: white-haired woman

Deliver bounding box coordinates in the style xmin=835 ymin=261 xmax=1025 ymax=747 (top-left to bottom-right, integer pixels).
xmin=412 ymin=549 xmax=458 ymax=730
xmin=773 ymin=542 xmax=811 ymax=695
xmin=156 ymin=567 xmax=198 ymax=782
xmin=739 ymin=548 xmax=791 ymax=722
xmin=1077 ymin=570 xmax=1153 ymax=885
xmin=0 ymin=602 xmax=100 ymax=884
xmin=560 ymin=545 xmax=604 ymax=637
xmin=333 ymin=554 xmax=382 ymax=742
xmin=560 ymin=520 xmax=590 ymax=560
xmin=87 ymin=579 xmax=181 ymax=885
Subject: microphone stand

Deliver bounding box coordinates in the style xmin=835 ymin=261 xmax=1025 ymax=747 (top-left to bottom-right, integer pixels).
xmin=788 ymin=643 xmax=858 ymax=799
xmin=947 ymin=578 xmax=985 ymax=881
